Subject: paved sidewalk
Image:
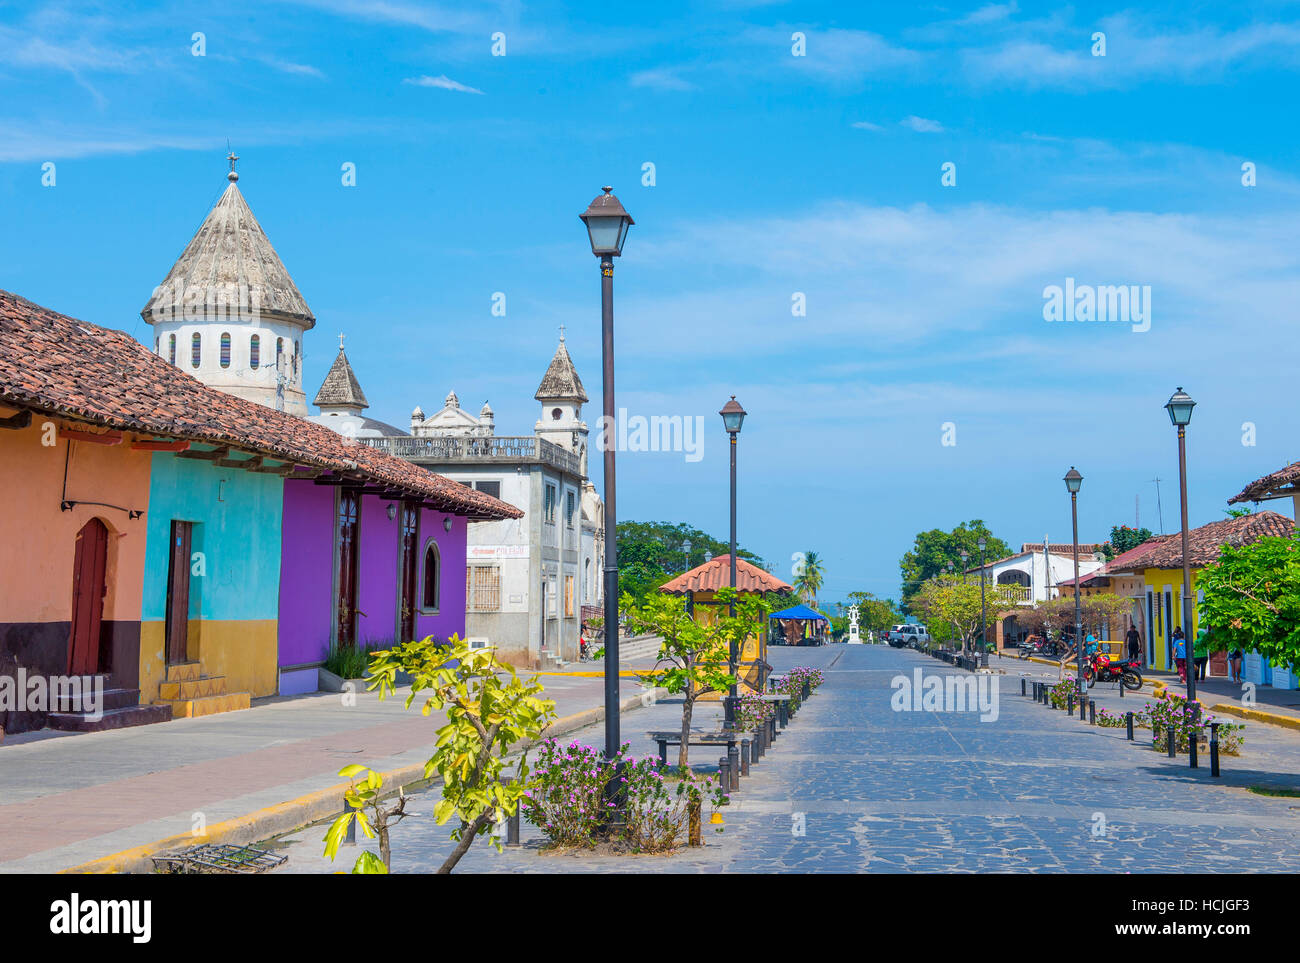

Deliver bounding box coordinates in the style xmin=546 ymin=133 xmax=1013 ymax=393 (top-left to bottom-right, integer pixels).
xmin=0 ymin=672 xmax=653 ymax=873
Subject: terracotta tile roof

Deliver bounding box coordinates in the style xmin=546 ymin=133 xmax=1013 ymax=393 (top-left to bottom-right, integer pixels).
xmin=0 ymin=289 xmax=520 ymax=520
xmin=1103 ymin=535 xmax=1177 ymax=572
xmin=659 ymin=555 xmax=792 ymax=595
xmin=1134 ymin=512 xmax=1295 ymax=569
xmin=1230 ymin=461 xmax=1300 ymax=505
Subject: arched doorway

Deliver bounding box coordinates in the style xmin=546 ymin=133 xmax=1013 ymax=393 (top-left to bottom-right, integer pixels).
xmin=68 ymin=517 xmax=108 ymax=675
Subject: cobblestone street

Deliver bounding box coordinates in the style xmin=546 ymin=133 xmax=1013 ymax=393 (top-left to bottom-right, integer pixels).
xmin=271 ymin=645 xmax=1300 ymax=873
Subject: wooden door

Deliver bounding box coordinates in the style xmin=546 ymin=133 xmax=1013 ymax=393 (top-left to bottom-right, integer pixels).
xmin=164 ymin=521 xmax=192 ymax=664
xmin=397 ymin=503 xmax=419 ymax=642
xmin=337 ymin=491 xmax=360 ymax=646
xmin=68 ymin=518 xmax=108 ymax=675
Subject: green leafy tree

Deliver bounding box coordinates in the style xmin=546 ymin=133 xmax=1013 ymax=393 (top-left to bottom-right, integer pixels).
xmin=621 ymin=586 xmax=768 ymax=769
xmin=1108 ymin=525 xmax=1154 ymax=557
xmin=323 ymin=765 xmax=411 ymax=874
xmin=899 ymin=521 xmax=1009 ymax=612
xmin=911 ymin=576 xmax=986 ymax=650
xmin=359 ymin=635 xmax=557 ymax=873
xmin=1199 ymin=533 xmax=1300 ymax=674
xmin=792 ymin=550 xmax=825 ymax=606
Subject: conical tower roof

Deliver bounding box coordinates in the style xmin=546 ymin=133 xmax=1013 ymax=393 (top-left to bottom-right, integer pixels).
xmin=314 ymin=344 xmax=368 ymax=410
xmin=534 ymin=334 xmax=587 ymax=403
xmin=141 ymin=173 xmax=314 ymax=329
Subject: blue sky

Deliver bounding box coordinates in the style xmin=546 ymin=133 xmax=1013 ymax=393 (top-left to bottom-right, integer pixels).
xmin=3 ymin=1 xmax=1299 ymax=601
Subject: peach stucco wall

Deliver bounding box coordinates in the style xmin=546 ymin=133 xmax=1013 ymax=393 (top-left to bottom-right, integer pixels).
xmin=0 ymin=414 xmax=151 ymax=624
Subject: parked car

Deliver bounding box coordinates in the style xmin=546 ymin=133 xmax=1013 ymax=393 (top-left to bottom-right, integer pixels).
xmin=895 ymin=624 xmax=932 ymax=649
xmin=884 ymin=624 xmax=907 ymax=647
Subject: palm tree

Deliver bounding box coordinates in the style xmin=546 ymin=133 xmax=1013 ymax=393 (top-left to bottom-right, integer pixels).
xmin=794 ymin=550 xmax=825 ymax=607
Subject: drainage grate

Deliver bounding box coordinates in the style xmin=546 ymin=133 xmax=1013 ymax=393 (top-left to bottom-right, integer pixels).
xmin=152 ymin=843 xmax=287 ymax=874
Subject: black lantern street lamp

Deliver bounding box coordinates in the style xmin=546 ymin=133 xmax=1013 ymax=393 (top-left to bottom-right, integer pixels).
xmin=977 ymin=536 xmax=988 ymax=667
xmin=1165 ymin=387 xmax=1198 ymax=764
xmin=1063 ymin=468 xmax=1085 ymax=699
xmin=580 ymin=186 xmax=633 ymax=766
xmin=720 ymin=395 xmax=746 ymax=721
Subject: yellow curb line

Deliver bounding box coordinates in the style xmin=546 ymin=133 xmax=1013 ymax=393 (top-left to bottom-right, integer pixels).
xmin=1208 ymin=703 xmax=1300 ymax=732
xmin=59 ymin=686 xmax=669 ymax=875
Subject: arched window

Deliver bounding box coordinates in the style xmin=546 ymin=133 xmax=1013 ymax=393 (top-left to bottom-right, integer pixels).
xmin=191 ymin=332 xmax=201 ymax=368
xmin=293 ymin=341 xmax=300 ymax=379
xmin=168 ymin=334 xmax=176 ymax=365
xmin=276 ymin=337 xmax=284 ymax=371
xmin=422 ymin=541 xmax=440 ymax=610
xmin=250 ymin=334 xmax=260 ymax=369
xmin=220 ymin=332 xmax=231 ymax=368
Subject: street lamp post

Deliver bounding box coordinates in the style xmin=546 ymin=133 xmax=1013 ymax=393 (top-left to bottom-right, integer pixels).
xmin=1064 ymin=468 xmax=1085 ymax=701
xmin=1165 ymin=387 xmax=1198 ymax=766
xmin=720 ymin=396 xmax=746 ymax=723
xmin=978 ymin=536 xmax=988 ymax=667
xmin=580 ymin=186 xmax=633 ymax=766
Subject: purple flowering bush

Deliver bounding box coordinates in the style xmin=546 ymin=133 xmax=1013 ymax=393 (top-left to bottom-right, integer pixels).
xmin=521 ymin=738 xmax=728 ymax=852
xmin=521 ymin=739 xmax=609 ymax=848
xmin=734 ymin=692 xmax=774 ymax=731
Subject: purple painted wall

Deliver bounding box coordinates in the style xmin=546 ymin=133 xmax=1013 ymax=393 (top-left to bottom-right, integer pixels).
xmin=278 ymin=481 xmax=335 ymax=668
xmin=415 ymin=509 xmax=466 ymax=644
xmin=276 ymin=483 xmax=468 ymax=691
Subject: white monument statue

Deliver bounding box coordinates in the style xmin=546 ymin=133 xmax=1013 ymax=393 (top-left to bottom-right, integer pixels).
xmin=847 ymin=604 xmax=862 ymax=644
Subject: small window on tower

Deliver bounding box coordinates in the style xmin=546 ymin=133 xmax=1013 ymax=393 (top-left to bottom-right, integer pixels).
xmin=250 ymin=334 xmax=260 ymax=369
xmin=552 ymin=408 xmax=562 ymax=420
xmin=220 ymin=332 xmax=231 ymax=368
xmin=168 ymin=334 xmax=176 ymax=365
xmin=191 ymin=332 xmax=201 ymax=368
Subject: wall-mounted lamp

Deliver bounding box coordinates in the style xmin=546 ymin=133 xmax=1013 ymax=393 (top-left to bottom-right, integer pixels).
xmin=443 ymin=517 xmax=454 ymax=533
xmin=387 ymin=503 xmax=397 ymax=521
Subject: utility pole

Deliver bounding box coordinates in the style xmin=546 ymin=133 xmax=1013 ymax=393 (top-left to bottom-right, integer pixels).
xmin=1152 ymin=477 xmax=1165 ymax=534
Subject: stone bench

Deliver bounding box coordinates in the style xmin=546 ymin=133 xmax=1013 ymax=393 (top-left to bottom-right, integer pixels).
xmin=647 ymin=729 xmax=742 ymax=766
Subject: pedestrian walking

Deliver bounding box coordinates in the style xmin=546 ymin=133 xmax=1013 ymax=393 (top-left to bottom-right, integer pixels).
xmin=1193 ymin=627 xmax=1211 ymax=681
xmin=1125 ymin=624 xmax=1142 ymax=662
xmin=1230 ymin=646 xmax=1244 ymax=683
xmin=1173 ymin=627 xmax=1187 ymax=683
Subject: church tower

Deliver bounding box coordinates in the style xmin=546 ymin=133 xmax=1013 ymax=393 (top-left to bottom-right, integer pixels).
xmin=141 ymin=154 xmax=315 ymax=415
xmin=534 ymin=329 xmax=589 ymax=473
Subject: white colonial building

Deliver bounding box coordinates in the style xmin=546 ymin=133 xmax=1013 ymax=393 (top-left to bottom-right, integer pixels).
xmin=337 ymin=334 xmax=604 ymax=668
xmin=142 ymin=158 xmax=314 ymax=415
xmin=972 ymin=540 xmax=1108 ymax=607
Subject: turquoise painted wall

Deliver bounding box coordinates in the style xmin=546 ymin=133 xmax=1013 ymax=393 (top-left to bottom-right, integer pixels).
xmin=141 ymin=452 xmax=285 ymax=622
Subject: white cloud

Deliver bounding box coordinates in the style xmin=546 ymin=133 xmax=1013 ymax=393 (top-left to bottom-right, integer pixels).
xmin=629 ymin=67 xmax=696 ymax=92
xmin=900 ymin=115 xmax=944 ymax=133
xmin=403 ymin=73 xmax=484 ymax=94
xmin=851 ymin=120 xmax=883 ymax=131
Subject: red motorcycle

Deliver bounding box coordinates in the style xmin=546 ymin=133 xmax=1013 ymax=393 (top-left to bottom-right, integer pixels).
xmin=1083 ymin=652 xmax=1143 ymax=690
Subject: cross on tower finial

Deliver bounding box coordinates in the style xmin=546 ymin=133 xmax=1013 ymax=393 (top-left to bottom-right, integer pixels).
xmin=338 ymin=332 xmax=346 ymax=351
xmin=559 ymin=324 xmax=565 ymax=343
xmin=227 ymin=149 xmax=239 ymax=183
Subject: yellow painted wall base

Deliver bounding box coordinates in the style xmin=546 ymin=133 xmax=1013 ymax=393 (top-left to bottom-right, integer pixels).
xmin=139 ymin=619 xmax=278 ymax=704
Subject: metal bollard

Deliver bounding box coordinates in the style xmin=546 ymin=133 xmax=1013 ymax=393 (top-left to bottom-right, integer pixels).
xmin=740 ymin=740 xmax=751 ymax=777
xmin=343 ymin=812 xmax=356 ymax=844
xmin=1080 ymin=695 xmax=1087 ymax=721
xmin=1089 ymin=700 xmax=1096 ymax=725
xmin=719 ymin=756 xmax=731 ymax=796
xmin=753 ymin=731 xmax=762 ymax=761
xmin=1210 ymin=722 xmax=1220 ymax=778
xmin=1167 ymin=727 xmax=1176 ymax=757
xmin=1021 ymin=678 xmax=1026 ymax=696
xmin=728 ymin=745 xmax=741 ymax=790
xmin=1067 ymin=691 xmax=1074 ymax=715
xmin=778 ymin=700 xmax=788 ymax=728
xmin=1126 ymin=711 xmax=1134 ymax=741
xmin=505 ymin=775 xmax=521 ymax=846
xmin=802 ymin=679 xmax=811 ymax=701
xmin=1189 ymin=704 xmax=1199 ymax=770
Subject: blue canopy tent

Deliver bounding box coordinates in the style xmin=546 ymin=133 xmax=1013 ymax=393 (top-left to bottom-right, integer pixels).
xmin=770 ymin=603 xmax=830 ymax=646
